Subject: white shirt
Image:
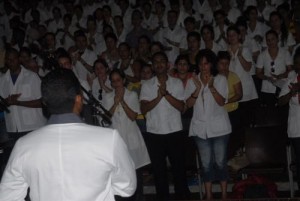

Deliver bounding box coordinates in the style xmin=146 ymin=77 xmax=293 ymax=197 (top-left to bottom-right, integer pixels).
xmin=262 ymin=32 xmax=296 ymax=50
xmin=279 ymin=71 xmax=300 ymax=138
xmin=157 ymin=25 xmax=186 ymax=63
xmin=0 ymin=115 xmax=136 ymax=201
xmin=184 ymin=74 xmax=231 ymax=139
xmin=140 ymin=76 xmax=184 ymax=134
xmin=47 ymin=19 xmax=64 ymax=34
xmin=229 ymin=46 xmax=258 ymax=102
xmin=256 ymin=48 xmax=292 ymax=93
xmin=0 ymin=67 xmax=46 ymax=132
xmin=103 ymin=89 xmax=151 ymax=169
xmin=74 ymin=48 xmax=97 ymax=81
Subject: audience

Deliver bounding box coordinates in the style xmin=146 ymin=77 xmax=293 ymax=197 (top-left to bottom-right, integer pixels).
xmin=1 ymin=0 xmax=300 ymax=200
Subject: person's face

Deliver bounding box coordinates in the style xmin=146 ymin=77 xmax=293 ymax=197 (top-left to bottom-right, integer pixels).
xmin=152 ymin=54 xmax=168 ymax=75
xmin=141 ymin=66 xmax=153 ymax=80
xmin=76 ymin=36 xmax=87 ymax=50
xmin=270 ymin=15 xmax=282 ymax=30
xmin=187 ymin=36 xmax=200 ymax=51
xmin=119 ymin=45 xmax=130 ymax=59
xmin=114 ymin=17 xmax=123 ymax=29
xmin=248 ymin=9 xmax=258 ymax=21
xmin=132 ymin=13 xmax=142 ymax=27
xmin=184 ymin=22 xmax=195 ymax=33
xmin=111 ymin=73 xmax=124 ymax=89
xmin=95 ymin=9 xmax=103 ymax=20
xmin=217 ymin=58 xmax=230 ymax=75
xmin=227 ymin=30 xmax=240 ymax=45
xmin=53 ymin=9 xmax=61 ymax=19
xmin=87 ymin=20 xmax=96 ymax=30
xmin=138 ymin=38 xmax=150 ymax=52
xmin=103 ymin=8 xmax=111 ymax=18
xmin=199 ymin=57 xmax=211 ymax=74
xmin=46 ymin=35 xmax=56 ymax=48
xmin=183 ymin=0 xmax=192 ymax=10
xmin=19 ymin=52 xmax=31 ymax=65
xmin=202 ymin=28 xmax=213 ymax=42
xmin=155 ymin=2 xmax=164 ymax=14
xmin=94 ymin=62 xmax=107 ymax=77
xmin=266 ymin=33 xmax=279 ymax=48
xmin=151 ymin=44 xmax=162 ymax=55
xmin=167 ymin=12 xmax=178 ymax=27
xmin=215 ymin=14 xmax=225 ymax=25
xmin=26 ymin=60 xmax=39 ymax=73
xmin=238 ymin=26 xmax=247 ymax=39
xmin=143 ymin=4 xmax=151 ymax=14
xmin=6 ymin=53 xmax=20 ymax=72
xmin=176 ymin=59 xmax=189 ymax=74
xmin=58 ymin=57 xmax=72 ymax=69
xmin=63 ymin=17 xmax=71 ymax=26
xmin=105 ymin=37 xmax=117 ymax=50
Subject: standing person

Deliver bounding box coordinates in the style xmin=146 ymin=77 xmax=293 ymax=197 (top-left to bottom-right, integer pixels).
xmin=103 ymin=69 xmax=150 ymax=201
xmin=0 ymin=48 xmax=46 ymax=141
xmin=279 ymin=49 xmax=300 ymax=193
xmin=217 ymin=51 xmax=243 ymax=159
xmin=140 ymin=52 xmax=190 ymax=200
xmin=185 ymin=49 xmax=231 ymax=200
xmin=0 ymin=68 xmax=137 ymax=201
xmin=256 ymin=30 xmax=292 ymax=107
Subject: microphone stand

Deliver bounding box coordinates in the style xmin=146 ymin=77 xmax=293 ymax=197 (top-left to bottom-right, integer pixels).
xmin=80 ymin=85 xmax=112 ymax=126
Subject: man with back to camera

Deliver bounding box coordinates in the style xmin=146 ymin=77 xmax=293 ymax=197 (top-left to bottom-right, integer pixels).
xmin=0 ymin=68 xmax=137 ymax=201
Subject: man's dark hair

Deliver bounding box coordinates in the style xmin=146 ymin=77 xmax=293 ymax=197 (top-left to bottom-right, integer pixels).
xmin=41 ymin=68 xmax=81 ymax=114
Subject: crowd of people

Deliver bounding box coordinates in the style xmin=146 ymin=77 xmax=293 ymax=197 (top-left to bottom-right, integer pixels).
xmin=0 ymin=0 xmax=300 ymax=200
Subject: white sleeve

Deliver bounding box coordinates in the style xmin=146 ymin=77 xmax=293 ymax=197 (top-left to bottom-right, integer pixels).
xmin=111 ymin=130 xmax=137 ymax=197
xmin=127 ymin=91 xmax=141 ymax=114
xmin=184 ymin=79 xmax=196 ymax=101
xmin=256 ymin=52 xmax=264 ymax=69
xmin=139 ymin=82 xmax=151 ymax=101
xmin=0 ymin=140 xmax=29 ymax=201
xmin=215 ymin=75 xmax=228 ymax=100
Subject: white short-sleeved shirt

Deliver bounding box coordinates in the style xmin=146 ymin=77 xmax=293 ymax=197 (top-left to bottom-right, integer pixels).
xmin=279 ymin=71 xmax=300 ymax=138
xmin=229 ymin=46 xmax=258 ymax=102
xmin=74 ymin=48 xmax=97 ymax=81
xmin=184 ymin=74 xmax=231 ymax=139
xmin=247 ymin=21 xmax=269 ymax=39
xmin=102 ymin=89 xmax=150 ymax=169
xmin=214 ymin=25 xmax=228 ymax=50
xmin=140 ymin=76 xmax=184 ymax=134
xmin=256 ymin=48 xmax=292 ymax=93
xmin=0 ymin=67 xmax=46 ymax=132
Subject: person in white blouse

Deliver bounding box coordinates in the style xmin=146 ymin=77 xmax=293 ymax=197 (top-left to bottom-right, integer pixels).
xmin=185 ymin=49 xmax=231 ymax=200
xmin=257 ymin=30 xmax=292 ymax=106
xmin=0 ymin=68 xmax=137 ymax=201
xmin=227 ymin=26 xmax=258 ymax=126
xmin=200 ymin=24 xmax=223 ymax=54
xmin=278 ymin=49 xmax=300 ymax=192
xmin=103 ymin=69 xmax=150 ymax=201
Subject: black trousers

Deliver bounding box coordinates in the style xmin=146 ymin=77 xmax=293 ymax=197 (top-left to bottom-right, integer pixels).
xmin=144 ymin=131 xmax=190 ymax=200
xmin=290 ymin=137 xmax=300 ymax=189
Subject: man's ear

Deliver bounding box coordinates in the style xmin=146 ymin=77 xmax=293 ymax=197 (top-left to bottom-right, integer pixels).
xmin=73 ymin=94 xmax=83 ymax=115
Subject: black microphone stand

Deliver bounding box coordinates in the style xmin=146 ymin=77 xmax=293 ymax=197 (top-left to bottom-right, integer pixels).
xmin=80 ymin=85 xmax=112 ymax=127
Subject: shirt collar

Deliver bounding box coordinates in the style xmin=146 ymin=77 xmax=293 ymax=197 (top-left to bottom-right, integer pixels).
xmin=47 ymin=113 xmax=83 ymax=124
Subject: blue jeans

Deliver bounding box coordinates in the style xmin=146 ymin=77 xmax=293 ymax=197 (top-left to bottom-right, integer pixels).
xmin=194 ymin=134 xmax=229 ymax=182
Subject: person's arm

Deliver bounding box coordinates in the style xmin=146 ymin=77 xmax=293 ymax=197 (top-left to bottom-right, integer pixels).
xmin=6 ymin=94 xmax=43 ymax=108
xmin=140 ymin=95 xmax=162 ymax=115
xmin=111 ymin=130 xmax=136 ymax=197
xmin=256 ymin=68 xmax=273 ymax=81
xmin=209 ymin=86 xmax=226 ymax=106
xmin=238 ymin=51 xmax=252 ymax=72
xmin=79 ymin=57 xmax=93 ymax=73
xmin=0 ymin=140 xmax=29 ymax=201
xmin=164 ymin=92 xmax=185 ymax=112
xmin=121 ymin=100 xmax=138 ymax=121
xmin=227 ymin=81 xmax=243 ymax=103
xmin=278 ymin=91 xmax=293 ymax=106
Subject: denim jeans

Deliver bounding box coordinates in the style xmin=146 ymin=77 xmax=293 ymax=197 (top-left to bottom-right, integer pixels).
xmin=194 ymin=134 xmax=229 ymax=182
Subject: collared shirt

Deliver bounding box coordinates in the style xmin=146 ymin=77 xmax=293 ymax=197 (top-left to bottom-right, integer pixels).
xmin=140 ymin=76 xmax=184 ymax=134
xmin=0 ymin=113 xmax=136 ymax=201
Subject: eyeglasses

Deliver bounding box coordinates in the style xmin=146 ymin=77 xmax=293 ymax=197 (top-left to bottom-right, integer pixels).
xmin=270 ymin=61 xmax=275 ymax=73
xmin=98 ymin=89 xmax=103 ymax=100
